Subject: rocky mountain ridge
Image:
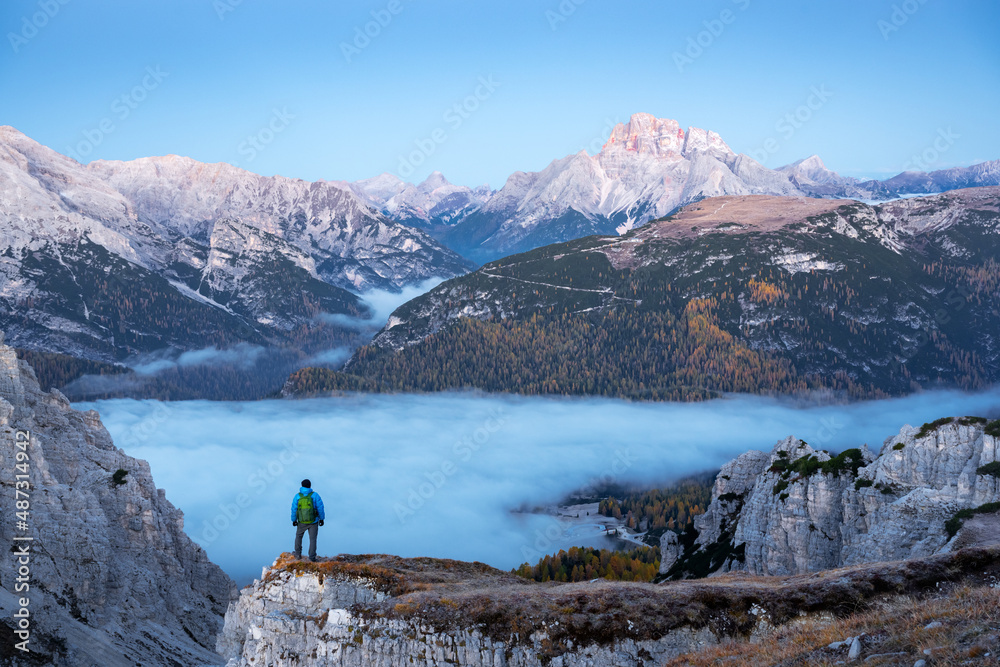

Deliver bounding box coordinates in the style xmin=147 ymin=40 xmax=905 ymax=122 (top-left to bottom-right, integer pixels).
xmin=662 ymin=416 xmax=1000 ymax=579
xmin=347 ymin=171 xmax=493 ymax=229
xmin=426 ymin=113 xmax=1000 ymax=262
xmin=0 ymin=125 xmax=470 ymax=364
xmin=0 ymin=331 xmax=235 ymax=666
xmin=85 ymin=151 xmax=471 ymax=291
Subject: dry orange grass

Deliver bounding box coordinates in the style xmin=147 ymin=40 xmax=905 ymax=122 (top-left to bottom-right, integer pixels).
xmin=665 ymin=585 xmax=1000 ymax=666
xmin=267 ymin=552 xmax=410 ymax=595
xmin=259 ymin=549 xmax=1000 ymax=664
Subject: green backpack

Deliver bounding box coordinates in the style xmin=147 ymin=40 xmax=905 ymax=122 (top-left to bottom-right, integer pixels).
xmin=296 ymin=491 xmax=318 ymax=524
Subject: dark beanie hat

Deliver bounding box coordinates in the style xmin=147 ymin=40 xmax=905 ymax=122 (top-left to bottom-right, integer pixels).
xmin=301 ymin=479 xmax=311 ymax=488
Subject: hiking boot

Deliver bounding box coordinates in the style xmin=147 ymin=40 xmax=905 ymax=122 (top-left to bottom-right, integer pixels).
xmin=293 ymin=553 xmax=302 ymax=560
xmin=310 ymin=556 xmax=318 ymax=562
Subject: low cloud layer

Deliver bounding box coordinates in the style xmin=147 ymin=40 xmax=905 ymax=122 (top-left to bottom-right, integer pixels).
xmin=305 ymin=277 xmax=447 ymax=369
xmin=79 ymin=387 xmax=1000 ymax=585
xmin=130 ymin=343 xmax=267 ymax=375
xmin=317 ymin=277 xmax=446 ymax=335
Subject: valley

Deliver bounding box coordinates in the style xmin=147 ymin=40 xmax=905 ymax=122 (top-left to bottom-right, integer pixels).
xmin=8 ymin=3 xmax=1000 ymax=665
xmin=80 ymin=385 xmax=1000 ymax=586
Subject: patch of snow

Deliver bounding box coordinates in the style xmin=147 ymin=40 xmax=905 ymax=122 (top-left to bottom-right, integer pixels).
xmin=167 ymin=280 xmax=234 ymax=314
xmin=774 ymin=251 xmax=844 ymax=274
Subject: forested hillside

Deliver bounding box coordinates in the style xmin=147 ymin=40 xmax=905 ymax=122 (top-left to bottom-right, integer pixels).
xmin=599 ymin=474 xmax=714 ymax=538
xmin=286 ymin=190 xmax=1000 ymax=400
xmin=513 ymin=546 xmax=661 ymax=583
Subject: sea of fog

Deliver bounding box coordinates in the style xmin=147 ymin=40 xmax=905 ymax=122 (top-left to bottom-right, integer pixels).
xmin=78 ymin=388 xmax=1000 ymax=585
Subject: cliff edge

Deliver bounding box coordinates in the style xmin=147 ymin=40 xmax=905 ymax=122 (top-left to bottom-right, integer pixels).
xmin=219 ymin=549 xmax=1000 ymax=667
xmin=0 ymin=334 xmax=236 ymax=666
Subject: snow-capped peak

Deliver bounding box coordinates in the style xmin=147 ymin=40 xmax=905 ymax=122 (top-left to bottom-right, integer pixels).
xmin=419 ymin=171 xmax=450 ymax=191
xmin=777 ymin=155 xmax=856 ymax=188
xmin=682 ymin=126 xmax=733 ymax=157
xmin=349 ymin=170 xmax=493 ymax=225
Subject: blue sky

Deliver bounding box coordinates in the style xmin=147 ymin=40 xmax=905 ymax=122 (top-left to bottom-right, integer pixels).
xmin=2 ymin=0 xmax=998 ymax=188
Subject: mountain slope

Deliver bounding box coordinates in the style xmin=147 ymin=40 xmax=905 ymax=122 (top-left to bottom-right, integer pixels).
xmin=287 ymin=188 xmax=1000 ymax=400
xmin=0 ymin=126 xmax=470 ymax=364
xmin=86 ymin=152 xmax=472 ymax=291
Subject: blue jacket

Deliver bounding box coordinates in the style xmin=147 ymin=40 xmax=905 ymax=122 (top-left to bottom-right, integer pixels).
xmin=291 ymin=487 xmax=325 ymax=524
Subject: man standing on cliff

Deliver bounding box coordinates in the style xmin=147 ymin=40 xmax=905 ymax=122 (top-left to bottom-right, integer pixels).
xmin=291 ymin=479 xmax=325 ymax=562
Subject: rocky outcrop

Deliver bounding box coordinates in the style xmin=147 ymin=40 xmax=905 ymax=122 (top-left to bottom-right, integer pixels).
xmin=0 ymin=333 xmax=236 ymax=666
xmin=220 ymin=547 xmax=1000 ymax=667
xmin=666 ymin=417 xmax=1000 ymax=578
xmin=658 ymin=531 xmax=681 ymax=574
xmin=219 ymin=557 xmax=717 ymax=667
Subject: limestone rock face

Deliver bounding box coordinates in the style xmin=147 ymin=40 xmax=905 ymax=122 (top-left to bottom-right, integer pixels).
xmin=658 ymin=530 xmax=681 ymax=574
xmin=691 ymin=448 xmax=771 ymax=550
xmin=728 ymin=437 xmax=869 ymax=576
xmin=679 ymin=420 xmax=1000 ymax=577
xmin=219 ymin=563 xmax=717 ymax=667
xmin=0 ymin=338 xmax=236 ymax=666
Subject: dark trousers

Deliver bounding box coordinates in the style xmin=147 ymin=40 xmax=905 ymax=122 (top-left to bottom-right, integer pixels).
xmin=294 ymin=522 xmax=319 ymax=559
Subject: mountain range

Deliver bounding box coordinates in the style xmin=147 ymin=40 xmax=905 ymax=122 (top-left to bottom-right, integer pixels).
xmin=4 ymin=117 xmax=1000 ymax=399
xmin=0 ymin=125 xmax=469 ymax=365
xmin=347 ymin=170 xmax=493 ymax=231
xmin=352 ymin=113 xmax=1000 ymax=263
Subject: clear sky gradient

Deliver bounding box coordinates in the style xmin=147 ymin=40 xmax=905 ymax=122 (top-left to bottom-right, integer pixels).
xmin=2 ymin=0 xmax=998 ymax=188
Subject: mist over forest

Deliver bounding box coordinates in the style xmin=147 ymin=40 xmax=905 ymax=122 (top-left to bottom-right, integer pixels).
xmin=80 ymin=386 xmax=1000 ymax=584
